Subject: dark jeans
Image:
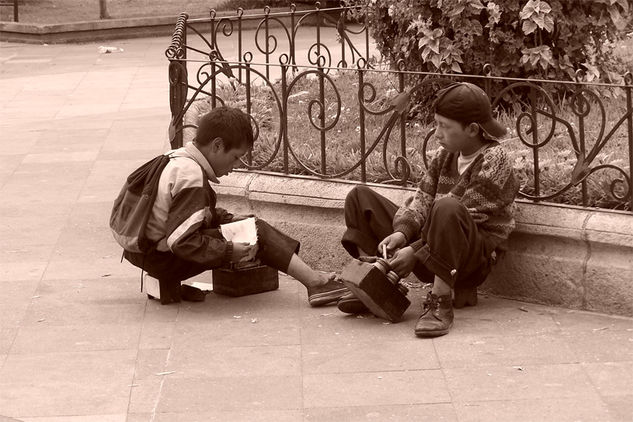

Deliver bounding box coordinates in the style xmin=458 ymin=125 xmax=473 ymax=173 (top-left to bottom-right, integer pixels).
xmin=124 ymin=218 xmax=300 ymax=283
xmin=341 ymin=185 xmax=495 ymax=289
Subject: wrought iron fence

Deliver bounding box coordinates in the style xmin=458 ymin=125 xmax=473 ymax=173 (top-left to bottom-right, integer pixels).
xmin=0 ymin=0 xmax=18 ymax=22
xmin=166 ymin=4 xmax=633 ymax=213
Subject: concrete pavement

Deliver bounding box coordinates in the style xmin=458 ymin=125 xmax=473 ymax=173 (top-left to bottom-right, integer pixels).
xmin=1 ymin=37 xmax=632 ymax=421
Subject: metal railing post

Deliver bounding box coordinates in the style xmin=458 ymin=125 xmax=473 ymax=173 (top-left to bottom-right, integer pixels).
xmin=625 ymin=72 xmax=633 ymax=211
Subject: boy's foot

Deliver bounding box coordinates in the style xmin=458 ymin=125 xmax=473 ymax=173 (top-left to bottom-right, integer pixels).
xmin=157 ymin=278 xmax=181 ymax=305
xmin=337 ymin=292 xmax=369 ymax=314
xmin=307 ymin=278 xmax=349 ymax=307
xmin=180 ymin=284 xmax=207 ymax=302
xmin=414 ymin=292 xmax=453 ymax=338
xmin=453 ymin=285 xmax=478 ymax=308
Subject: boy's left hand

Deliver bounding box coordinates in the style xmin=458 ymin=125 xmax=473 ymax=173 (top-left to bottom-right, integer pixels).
xmin=232 ymin=214 xmax=255 ymax=222
xmin=389 ymin=246 xmax=416 ymax=277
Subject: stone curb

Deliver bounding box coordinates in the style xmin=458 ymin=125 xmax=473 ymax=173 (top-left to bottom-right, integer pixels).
xmin=215 ymin=171 xmax=633 ymax=317
xmin=0 ymin=6 xmax=323 ymax=44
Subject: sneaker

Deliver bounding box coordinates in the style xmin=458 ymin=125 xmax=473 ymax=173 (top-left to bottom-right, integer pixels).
xmin=453 ymin=285 xmax=477 ymax=309
xmin=414 ymin=292 xmax=453 ymax=338
xmin=307 ymin=278 xmax=349 ymax=307
xmin=337 ymin=292 xmax=369 ymax=314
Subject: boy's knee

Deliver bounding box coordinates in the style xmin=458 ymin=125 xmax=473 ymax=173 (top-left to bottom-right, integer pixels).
xmin=346 ymin=185 xmax=376 ymax=204
xmin=346 ymin=185 xmax=366 ymax=200
xmin=432 ymin=196 xmax=462 ymax=214
xmin=429 ymin=196 xmax=469 ymax=225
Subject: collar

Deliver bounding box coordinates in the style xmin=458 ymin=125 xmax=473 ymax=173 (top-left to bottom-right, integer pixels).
xmin=459 ymin=143 xmax=490 ymax=160
xmin=184 ymin=141 xmax=220 ymax=184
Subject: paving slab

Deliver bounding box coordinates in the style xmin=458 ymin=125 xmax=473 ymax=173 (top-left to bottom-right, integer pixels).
xmin=0 ymin=35 xmax=632 ymax=422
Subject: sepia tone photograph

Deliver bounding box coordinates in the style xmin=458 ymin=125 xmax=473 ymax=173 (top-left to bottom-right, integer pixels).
xmin=1 ymin=1 xmax=632 ymax=421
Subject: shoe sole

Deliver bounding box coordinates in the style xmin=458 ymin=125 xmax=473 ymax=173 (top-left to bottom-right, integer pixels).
xmin=414 ymin=322 xmax=453 ymax=338
xmin=180 ymin=285 xmax=207 ymax=302
xmin=337 ymin=298 xmax=369 ymax=314
xmin=309 ymin=287 xmax=349 ymax=307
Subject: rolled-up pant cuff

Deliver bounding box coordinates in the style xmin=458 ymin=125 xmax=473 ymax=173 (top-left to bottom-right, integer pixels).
xmin=414 ymin=245 xmax=458 ymax=287
xmin=341 ymin=227 xmax=380 ymax=258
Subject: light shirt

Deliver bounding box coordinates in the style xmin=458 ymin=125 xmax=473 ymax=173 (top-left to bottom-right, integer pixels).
xmin=457 ymin=145 xmax=487 ymax=175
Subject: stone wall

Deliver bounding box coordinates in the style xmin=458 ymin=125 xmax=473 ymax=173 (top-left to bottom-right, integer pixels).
xmin=215 ymin=171 xmax=633 ymax=317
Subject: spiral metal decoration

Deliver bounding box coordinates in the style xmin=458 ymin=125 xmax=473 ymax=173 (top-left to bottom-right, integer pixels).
xmin=165 ymin=5 xmax=632 ymax=211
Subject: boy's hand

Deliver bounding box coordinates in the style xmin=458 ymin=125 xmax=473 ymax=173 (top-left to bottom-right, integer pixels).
xmin=231 ymin=242 xmax=258 ymax=262
xmin=378 ymin=232 xmax=407 ymax=258
xmin=389 ymin=246 xmax=416 ymax=277
xmin=231 ymin=214 xmax=255 ymax=222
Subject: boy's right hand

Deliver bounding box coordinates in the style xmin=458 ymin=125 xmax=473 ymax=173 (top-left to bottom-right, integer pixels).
xmin=231 ymin=242 xmax=258 ymax=263
xmin=377 ymin=232 xmax=407 ymax=258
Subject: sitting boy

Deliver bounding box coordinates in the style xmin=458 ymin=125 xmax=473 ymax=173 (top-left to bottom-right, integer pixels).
xmin=338 ymin=82 xmax=519 ymax=337
xmin=123 ymin=106 xmax=348 ymax=306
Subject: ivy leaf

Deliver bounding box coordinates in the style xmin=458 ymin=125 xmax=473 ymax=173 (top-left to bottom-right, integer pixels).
xmin=522 ymin=19 xmax=538 ymax=35
xmin=607 ymin=6 xmax=627 ymax=30
xmin=407 ymin=15 xmax=426 ymax=33
xmin=430 ymin=54 xmax=442 ymax=68
xmin=544 ymin=16 xmax=554 ymax=32
xmin=520 ymin=0 xmax=554 ymax=33
xmin=582 ymin=62 xmax=601 ymax=82
xmin=467 ymin=0 xmax=485 ymax=11
xmin=519 ymin=0 xmax=536 ymax=20
xmin=447 ymin=3 xmax=466 ymax=17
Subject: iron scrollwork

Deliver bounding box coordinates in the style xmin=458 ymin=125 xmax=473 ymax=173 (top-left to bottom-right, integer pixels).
xmin=166 ymin=5 xmax=633 ymax=212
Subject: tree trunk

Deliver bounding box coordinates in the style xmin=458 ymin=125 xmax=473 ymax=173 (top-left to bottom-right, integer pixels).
xmin=99 ymin=0 xmax=111 ymax=19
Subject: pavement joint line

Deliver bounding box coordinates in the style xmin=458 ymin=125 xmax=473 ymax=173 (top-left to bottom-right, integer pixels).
xmin=0 ymin=34 xmax=631 ymax=422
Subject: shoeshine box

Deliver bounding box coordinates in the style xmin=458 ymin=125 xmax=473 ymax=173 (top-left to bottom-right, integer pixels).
xmin=212 ymin=263 xmax=279 ymax=297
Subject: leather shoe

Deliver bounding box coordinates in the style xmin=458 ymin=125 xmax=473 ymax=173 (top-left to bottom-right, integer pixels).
xmin=337 ymin=292 xmax=369 ymax=314
xmin=180 ymin=284 xmax=207 ymax=302
xmin=414 ymin=292 xmax=453 ymax=338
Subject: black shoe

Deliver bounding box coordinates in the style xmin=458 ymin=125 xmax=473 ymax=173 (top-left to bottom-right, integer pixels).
xmin=180 ymin=284 xmax=207 ymax=302
xmin=307 ymin=278 xmax=349 ymax=307
xmin=414 ymin=292 xmax=453 ymax=338
xmin=337 ymin=292 xmax=369 ymax=314
xmin=453 ymin=285 xmax=477 ymax=308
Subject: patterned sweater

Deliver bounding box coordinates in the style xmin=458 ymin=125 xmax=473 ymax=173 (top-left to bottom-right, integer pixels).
xmin=393 ymin=141 xmax=519 ymax=249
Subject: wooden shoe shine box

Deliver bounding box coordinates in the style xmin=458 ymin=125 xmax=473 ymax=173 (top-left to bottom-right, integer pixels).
xmin=212 ymin=264 xmax=279 ymax=297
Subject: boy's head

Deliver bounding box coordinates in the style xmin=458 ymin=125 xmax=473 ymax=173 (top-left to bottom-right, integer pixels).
xmin=432 ymin=82 xmax=506 ymax=154
xmin=193 ymin=106 xmax=254 ymax=177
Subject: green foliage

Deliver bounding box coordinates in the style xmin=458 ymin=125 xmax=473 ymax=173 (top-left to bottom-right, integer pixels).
xmin=354 ymin=0 xmax=630 ymax=83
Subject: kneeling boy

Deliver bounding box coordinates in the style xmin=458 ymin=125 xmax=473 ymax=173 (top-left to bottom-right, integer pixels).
xmin=123 ymin=106 xmax=348 ymax=305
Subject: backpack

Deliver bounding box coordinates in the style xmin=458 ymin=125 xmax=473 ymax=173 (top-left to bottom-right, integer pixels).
xmin=109 ymin=154 xmax=171 ymax=253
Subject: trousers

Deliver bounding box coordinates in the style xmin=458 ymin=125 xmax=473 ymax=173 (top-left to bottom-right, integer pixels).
xmin=124 ymin=218 xmax=300 ymax=283
xmin=341 ymin=185 xmax=495 ymax=289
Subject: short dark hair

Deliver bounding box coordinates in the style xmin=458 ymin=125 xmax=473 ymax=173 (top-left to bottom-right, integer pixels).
xmin=194 ymin=106 xmax=254 ymax=150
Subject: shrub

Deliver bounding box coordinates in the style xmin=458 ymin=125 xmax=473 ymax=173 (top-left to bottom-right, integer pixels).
xmin=351 ymin=0 xmax=630 ymax=84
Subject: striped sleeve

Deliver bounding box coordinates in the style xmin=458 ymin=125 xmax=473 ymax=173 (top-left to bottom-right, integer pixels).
xmin=162 ymin=160 xmax=232 ymax=267
xmin=392 ymin=149 xmax=442 ymax=241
